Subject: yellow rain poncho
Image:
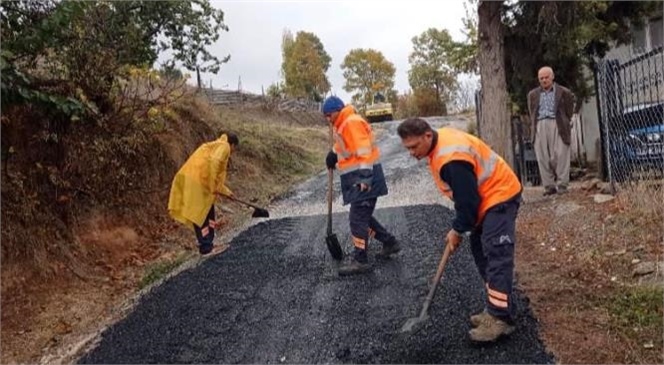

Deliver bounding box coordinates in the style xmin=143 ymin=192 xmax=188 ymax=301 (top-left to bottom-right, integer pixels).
xmin=168 ymin=134 xmax=233 ymax=230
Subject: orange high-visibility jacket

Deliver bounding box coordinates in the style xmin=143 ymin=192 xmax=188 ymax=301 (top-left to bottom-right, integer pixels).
xmin=333 ymin=105 xmax=387 ymax=204
xmin=168 ymin=134 xmax=233 ymax=229
xmin=428 ymin=127 xmax=521 ymax=223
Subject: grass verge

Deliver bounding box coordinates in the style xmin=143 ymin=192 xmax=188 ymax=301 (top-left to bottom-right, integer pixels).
xmin=139 ymin=252 xmax=192 ymax=290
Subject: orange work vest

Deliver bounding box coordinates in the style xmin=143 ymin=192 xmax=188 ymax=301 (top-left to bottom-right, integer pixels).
xmin=428 ymin=127 xmax=521 ymax=223
xmin=333 ymin=105 xmax=381 ymax=175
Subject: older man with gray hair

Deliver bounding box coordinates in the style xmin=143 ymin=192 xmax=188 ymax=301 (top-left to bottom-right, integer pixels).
xmin=527 ymin=66 xmax=576 ymax=195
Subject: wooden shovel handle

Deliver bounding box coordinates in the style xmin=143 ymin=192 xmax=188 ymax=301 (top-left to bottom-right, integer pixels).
xmin=327 ymin=124 xmax=334 ymax=234
xmin=419 ymin=244 xmax=452 ymax=318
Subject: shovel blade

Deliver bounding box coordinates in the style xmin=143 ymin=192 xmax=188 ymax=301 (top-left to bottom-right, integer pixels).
xmin=251 ymin=208 xmax=270 ymax=218
xmin=325 ymin=233 xmax=344 ymax=261
xmin=400 ymin=314 xmax=429 ymax=334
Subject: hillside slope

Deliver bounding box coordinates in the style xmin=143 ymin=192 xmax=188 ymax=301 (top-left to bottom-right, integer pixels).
xmin=1 ymin=95 xmax=328 ymax=364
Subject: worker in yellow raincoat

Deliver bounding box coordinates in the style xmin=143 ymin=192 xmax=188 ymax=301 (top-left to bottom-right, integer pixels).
xmin=168 ymin=132 xmax=239 ymax=255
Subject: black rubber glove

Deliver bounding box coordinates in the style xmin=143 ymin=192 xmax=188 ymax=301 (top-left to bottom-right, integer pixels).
xmin=326 ymin=151 xmax=338 ymax=170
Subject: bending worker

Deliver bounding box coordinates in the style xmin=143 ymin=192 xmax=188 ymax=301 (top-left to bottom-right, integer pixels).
xmin=397 ymin=118 xmax=522 ymax=342
xmin=168 ymin=132 xmax=239 ymax=256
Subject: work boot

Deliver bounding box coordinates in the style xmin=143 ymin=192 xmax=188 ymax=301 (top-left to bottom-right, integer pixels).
xmin=200 ymin=243 xmax=228 ymax=256
xmin=376 ymin=240 xmax=401 ymax=259
xmin=543 ymin=186 xmax=557 ymax=196
xmin=470 ymin=308 xmax=491 ymax=327
xmin=338 ymin=259 xmax=373 ymax=276
xmin=469 ymin=314 xmax=515 ymax=342
xmin=557 ymin=185 xmax=568 ymax=194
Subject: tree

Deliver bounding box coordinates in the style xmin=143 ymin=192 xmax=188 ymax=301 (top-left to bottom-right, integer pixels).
xmin=414 ymin=87 xmax=447 ymax=117
xmin=395 ymin=91 xmax=419 ymax=119
xmin=477 ymin=0 xmax=512 ymax=163
xmin=340 ymin=48 xmax=396 ymax=107
xmin=296 ymin=31 xmax=332 ymax=70
xmin=452 ymin=0 xmax=659 ymax=122
xmin=160 ymin=63 xmax=184 ymax=81
xmin=451 ymin=77 xmax=480 ymax=113
xmin=281 ymin=29 xmax=295 ymax=66
xmin=280 ymin=30 xmax=331 ymax=101
xmin=503 ymin=1 xmax=661 ymax=112
xmin=1 ymin=1 xmax=230 ymax=73
xmin=266 ymin=81 xmax=285 ymax=98
xmin=408 ymin=28 xmax=459 ymax=116
xmin=453 ymin=0 xmax=479 ymax=73
xmin=0 ymin=0 xmax=230 ymax=116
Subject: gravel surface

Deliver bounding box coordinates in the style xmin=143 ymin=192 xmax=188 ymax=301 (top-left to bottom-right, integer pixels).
xmin=79 ymin=118 xmax=554 ymax=364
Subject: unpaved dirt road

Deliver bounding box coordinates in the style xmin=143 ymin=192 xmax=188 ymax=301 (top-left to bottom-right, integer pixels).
xmin=79 ymin=118 xmax=554 ymax=364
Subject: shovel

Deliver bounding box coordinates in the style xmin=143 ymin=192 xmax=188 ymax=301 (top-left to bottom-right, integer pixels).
xmin=219 ymin=194 xmax=270 ymax=218
xmin=400 ymin=243 xmax=452 ymax=334
xmin=325 ymin=124 xmax=343 ymax=261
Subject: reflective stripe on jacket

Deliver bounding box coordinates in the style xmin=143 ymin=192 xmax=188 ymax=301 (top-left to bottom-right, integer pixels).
xmin=428 ymin=127 xmax=521 ymax=223
xmin=333 ymin=105 xmax=387 ymax=204
xmin=168 ymin=134 xmax=233 ymax=229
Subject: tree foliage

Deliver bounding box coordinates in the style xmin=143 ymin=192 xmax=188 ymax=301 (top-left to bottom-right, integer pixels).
xmin=503 ymin=0 xmax=662 ymax=112
xmin=340 ymin=48 xmax=396 ymax=107
xmin=266 ymin=81 xmax=285 ymax=99
xmin=0 ymin=0 xmax=229 ymax=119
xmin=395 ymin=91 xmax=419 ymax=119
xmin=280 ymin=30 xmax=331 ymax=101
xmin=449 ymin=0 xmax=479 ymax=74
xmin=451 ymin=0 xmax=661 ymax=113
xmin=408 ymin=28 xmax=460 ymax=115
xmin=414 ymin=88 xmax=447 ymax=117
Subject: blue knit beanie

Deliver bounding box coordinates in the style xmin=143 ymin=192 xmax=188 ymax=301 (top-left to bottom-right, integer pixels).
xmin=322 ymin=96 xmax=345 ymax=114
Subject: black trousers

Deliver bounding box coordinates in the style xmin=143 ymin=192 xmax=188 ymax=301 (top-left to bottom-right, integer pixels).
xmin=348 ymin=198 xmax=395 ymax=262
xmin=469 ymin=197 xmax=520 ymax=322
xmin=193 ymin=206 xmax=215 ymax=254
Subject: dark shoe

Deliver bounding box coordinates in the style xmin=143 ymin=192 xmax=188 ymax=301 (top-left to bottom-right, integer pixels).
xmin=557 ymin=185 xmax=568 ymax=194
xmin=543 ymin=186 xmax=557 ymax=196
xmin=469 ymin=314 xmax=515 ymax=342
xmin=200 ymin=244 xmax=228 ymax=256
xmin=376 ymin=240 xmax=401 ymax=259
xmin=199 ymin=244 xmax=213 ymax=255
xmin=338 ymin=260 xmax=373 ymax=276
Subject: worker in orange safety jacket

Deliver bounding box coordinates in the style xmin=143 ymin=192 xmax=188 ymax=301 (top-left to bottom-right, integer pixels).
xmin=397 ymin=117 xmax=522 ymax=342
xmin=322 ymin=96 xmax=400 ymax=276
xmin=168 ymin=132 xmax=239 ymax=256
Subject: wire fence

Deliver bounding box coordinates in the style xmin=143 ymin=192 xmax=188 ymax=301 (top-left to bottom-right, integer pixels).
xmin=595 ymin=46 xmax=664 ymax=192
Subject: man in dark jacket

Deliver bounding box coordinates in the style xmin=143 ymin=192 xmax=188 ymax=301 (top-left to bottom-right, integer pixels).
xmin=323 ymin=96 xmax=400 ymax=276
xmin=527 ymin=66 xmax=576 ymax=195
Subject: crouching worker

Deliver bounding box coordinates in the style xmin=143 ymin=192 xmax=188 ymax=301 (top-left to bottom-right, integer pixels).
xmin=397 ymin=118 xmax=522 ymax=342
xmin=322 ymin=96 xmax=400 ymax=276
xmin=168 ymin=132 xmax=239 ymax=255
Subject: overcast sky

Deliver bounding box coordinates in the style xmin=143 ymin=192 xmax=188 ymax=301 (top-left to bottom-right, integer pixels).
xmin=183 ymin=0 xmax=470 ymax=102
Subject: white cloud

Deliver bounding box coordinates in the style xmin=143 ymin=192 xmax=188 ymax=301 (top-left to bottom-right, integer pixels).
xmin=168 ymin=0 xmax=469 ymax=103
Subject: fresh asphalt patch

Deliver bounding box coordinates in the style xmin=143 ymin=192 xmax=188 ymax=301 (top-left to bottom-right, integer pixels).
xmin=79 ymin=204 xmax=554 ymax=364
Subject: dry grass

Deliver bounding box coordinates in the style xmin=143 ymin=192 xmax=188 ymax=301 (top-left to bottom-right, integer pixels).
xmin=615 ymin=179 xmax=663 ymax=218
xmin=516 ymin=184 xmax=663 ymax=364
xmin=218 ymin=107 xmax=327 ymax=204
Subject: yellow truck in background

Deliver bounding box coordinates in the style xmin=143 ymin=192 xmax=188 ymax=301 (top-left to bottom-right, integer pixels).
xmin=364 ymin=93 xmax=393 ymax=123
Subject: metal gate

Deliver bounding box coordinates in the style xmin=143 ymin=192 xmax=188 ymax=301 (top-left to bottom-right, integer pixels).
xmin=595 ymin=46 xmax=664 ymax=185
xmin=474 ymin=90 xmax=541 ymax=186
